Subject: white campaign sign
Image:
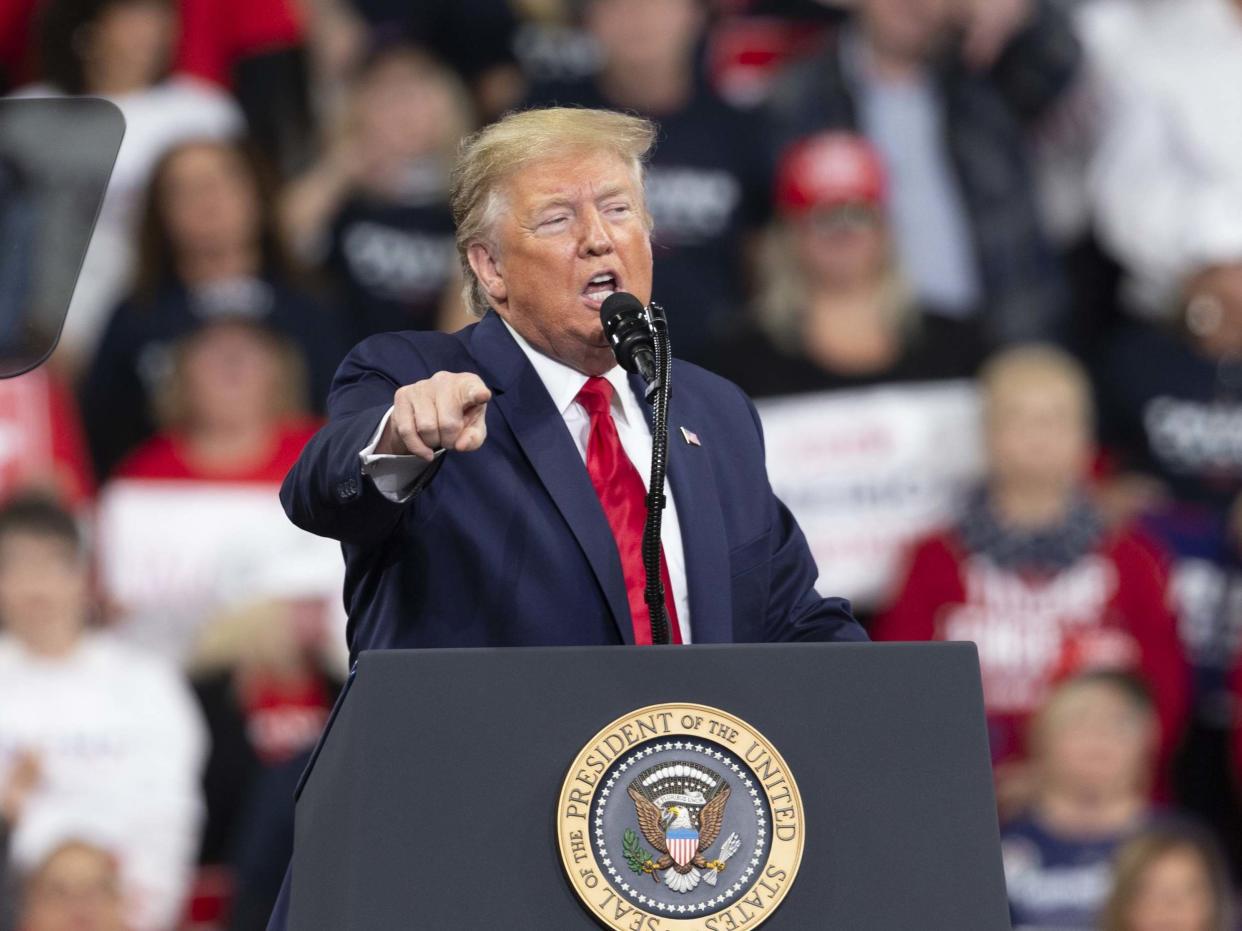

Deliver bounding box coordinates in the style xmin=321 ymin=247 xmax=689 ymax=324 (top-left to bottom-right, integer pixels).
xmin=757 ymin=381 xmax=985 ymax=609
xmin=96 ymin=480 xmax=346 ymax=665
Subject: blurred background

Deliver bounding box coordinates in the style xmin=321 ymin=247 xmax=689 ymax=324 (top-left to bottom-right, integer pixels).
xmin=0 ymin=0 xmax=1240 ymax=928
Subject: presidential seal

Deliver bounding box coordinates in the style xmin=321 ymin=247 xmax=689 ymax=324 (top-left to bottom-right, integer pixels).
xmin=557 ymin=703 xmax=804 ymax=931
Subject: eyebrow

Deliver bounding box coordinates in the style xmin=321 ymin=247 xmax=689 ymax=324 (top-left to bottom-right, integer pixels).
xmin=530 ymin=186 xmax=634 ymax=214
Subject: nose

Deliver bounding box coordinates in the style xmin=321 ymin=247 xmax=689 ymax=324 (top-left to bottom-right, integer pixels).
xmin=578 ymin=207 xmax=614 ymax=257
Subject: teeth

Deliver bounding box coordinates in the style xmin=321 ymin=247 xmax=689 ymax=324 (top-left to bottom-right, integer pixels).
xmin=589 ymin=273 xmax=615 ymax=285
xmin=585 ymin=289 xmax=616 ymax=302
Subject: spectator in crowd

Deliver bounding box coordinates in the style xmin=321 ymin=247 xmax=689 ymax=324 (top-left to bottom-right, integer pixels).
xmin=95 ymin=316 xmax=344 ymax=665
xmin=1099 ymin=821 xmax=1235 ymax=931
xmin=350 ymin=0 xmax=524 ymax=119
xmin=80 ymin=138 xmax=349 ymax=479
xmin=280 ymin=43 xmax=475 ymax=346
xmin=8 ymin=0 xmax=243 ymax=373
xmin=709 ymin=131 xmax=984 ymax=398
xmin=1090 ymin=0 xmax=1242 ymax=322
xmin=0 ymin=495 xmax=205 ymax=931
xmin=875 ymin=345 xmax=1189 ymax=810
xmin=1095 ymin=262 xmax=1242 ymax=875
xmin=1001 ymin=672 xmax=1157 ymax=930
xmin=114 ymin=319 xmax=316 ymax=486
xmin=525 ymin=0 xmax=775 ymax=362
xmin=188 ymin=599 xmax=342 ymax=931
xmin=766 ymin=0 xmax=1080 ymax=345
xmin=16 ymin=841 xmax=129 ymax=931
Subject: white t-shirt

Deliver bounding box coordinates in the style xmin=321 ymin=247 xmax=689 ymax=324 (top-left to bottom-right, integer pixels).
xmin=1090 ymin=0 xmax=1242 ymax=314
xmin=0 ymin=632 xmax=207 ymax=931
xmin=8 ymin=77 xmax=244 ymax=358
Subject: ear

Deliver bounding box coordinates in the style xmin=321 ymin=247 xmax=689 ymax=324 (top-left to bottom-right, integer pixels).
xmin=467 ymin=242 xmax=507 ymax=306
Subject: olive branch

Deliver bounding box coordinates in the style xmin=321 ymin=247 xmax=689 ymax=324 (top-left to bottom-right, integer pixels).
xmin=623 ymin=829 xmax=656 ymax=875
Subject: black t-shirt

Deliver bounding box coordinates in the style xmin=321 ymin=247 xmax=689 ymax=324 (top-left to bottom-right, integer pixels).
xmin=1096 ymin=321 xmax=1242 ymax=512
xmin=524 ymin=75 xmax=774 ymax=363
xmin=706 ymin=310 xmax=985 ymax=399
xmin=324 ymin=194 xmax=457 ymax=344
xmin=349 ymin=0 xmax=518 ymax=81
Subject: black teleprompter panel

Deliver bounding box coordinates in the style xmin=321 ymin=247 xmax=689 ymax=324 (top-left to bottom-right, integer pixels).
xmin=290 ymin=642 xmax=1011 ymax=930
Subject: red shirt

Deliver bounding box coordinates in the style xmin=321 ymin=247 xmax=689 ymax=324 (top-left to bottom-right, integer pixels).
xmin=874 ymin=525 xmax=1190 ymax=769
xmin=0 ymin=368 xmax=94 ymax=506
xmin=115 ymin=419 xmax=319 ymax=484
xmin=174 ymin=0 xmax=304 ymax=88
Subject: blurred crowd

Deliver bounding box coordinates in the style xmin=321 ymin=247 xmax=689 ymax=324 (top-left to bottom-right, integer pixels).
xmin=0 ymin=0 xmax=1240 ymax=928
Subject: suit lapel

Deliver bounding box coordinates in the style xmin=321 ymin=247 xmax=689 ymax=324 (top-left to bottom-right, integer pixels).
xmin=471 ymin=313 xmax=634 ymax=644
xmin=629 ymin=373 xmax=734 ymax=643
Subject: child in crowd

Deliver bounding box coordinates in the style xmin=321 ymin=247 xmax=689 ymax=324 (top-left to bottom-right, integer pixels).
xmin=1002 ymin=672 xmax=1157 ymax=930
xmin=17 ymin=841 xmax=129 ymax=931
xmin=875 ymin=345 xmax=1189 ymax=810
xmin=0 ymin=496 xmax=205 ymax=931
xmin=1100 ymin=821 xmax=1235 ymax=931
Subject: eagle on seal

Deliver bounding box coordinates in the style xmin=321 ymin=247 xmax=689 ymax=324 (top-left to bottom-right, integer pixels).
xmin=627 ymin=782 xmax=732 ymax=893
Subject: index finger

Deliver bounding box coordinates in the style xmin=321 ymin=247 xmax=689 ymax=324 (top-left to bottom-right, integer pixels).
xmin=457 ymin=374 xmax=492 ymax=409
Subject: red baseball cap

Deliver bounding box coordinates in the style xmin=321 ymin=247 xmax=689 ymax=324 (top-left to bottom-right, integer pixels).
xmin=774 ymin=132 xmax=888 ymax=214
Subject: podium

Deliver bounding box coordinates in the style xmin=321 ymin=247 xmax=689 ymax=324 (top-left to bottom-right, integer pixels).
xmin=287 ymin=642 xmax=1011 ymax=930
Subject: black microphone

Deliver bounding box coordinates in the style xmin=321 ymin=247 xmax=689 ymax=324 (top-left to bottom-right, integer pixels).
xmin=600 ymin=292 xmax=658 ymax=386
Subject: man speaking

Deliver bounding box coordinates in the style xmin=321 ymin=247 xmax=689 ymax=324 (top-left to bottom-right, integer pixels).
xmin=280 ymin=106 xmax=866 ymax=658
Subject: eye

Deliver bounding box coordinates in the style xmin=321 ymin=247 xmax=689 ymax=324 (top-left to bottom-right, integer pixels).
xmin=605 ymin=202 xmax=631 ymax=218
xmin=539 ymin=214 xmax=570 ymax=230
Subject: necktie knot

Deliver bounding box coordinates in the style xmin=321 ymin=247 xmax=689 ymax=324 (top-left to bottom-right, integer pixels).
xmin=576 ymin=376 xmax=614 ymax=419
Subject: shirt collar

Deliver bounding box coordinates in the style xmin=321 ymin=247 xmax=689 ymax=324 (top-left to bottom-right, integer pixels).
xmin=500 ymin=316 xmax=633 ymax=424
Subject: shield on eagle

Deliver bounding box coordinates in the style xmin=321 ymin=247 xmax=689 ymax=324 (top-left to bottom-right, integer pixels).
xmin=666 ymin=825 xmax=699 ymax=869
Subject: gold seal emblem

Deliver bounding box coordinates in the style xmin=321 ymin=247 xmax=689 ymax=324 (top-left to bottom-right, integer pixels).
xmin=557 ymin=703 xmax=804 ymax=930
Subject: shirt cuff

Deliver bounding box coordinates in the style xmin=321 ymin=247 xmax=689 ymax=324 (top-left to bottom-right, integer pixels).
xmin=358 ymin=406 xmax=444 ymax=503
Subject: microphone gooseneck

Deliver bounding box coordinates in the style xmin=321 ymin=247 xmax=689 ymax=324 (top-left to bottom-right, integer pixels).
xmin=599 ymin=292 xmax=673 ymax=645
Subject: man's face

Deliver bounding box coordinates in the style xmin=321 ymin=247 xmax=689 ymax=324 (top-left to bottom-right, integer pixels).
xmin=469 ymin=149 xmax=653 ymax=375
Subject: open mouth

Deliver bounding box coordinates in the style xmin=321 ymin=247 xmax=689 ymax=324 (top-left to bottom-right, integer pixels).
xmin=582 ymin=270 xmax=620 ymax=307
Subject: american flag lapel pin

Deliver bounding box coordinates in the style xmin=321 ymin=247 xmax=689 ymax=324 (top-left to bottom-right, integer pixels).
xmin=679 ymin=426 xmax=701 ymax=447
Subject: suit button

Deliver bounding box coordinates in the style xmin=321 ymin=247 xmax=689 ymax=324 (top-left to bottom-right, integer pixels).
xmin=336 ymin=478 xmax=359 ymax=501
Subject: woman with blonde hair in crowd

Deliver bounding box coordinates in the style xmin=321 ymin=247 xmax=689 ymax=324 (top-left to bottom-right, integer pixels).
xmin=280 ymin=42 xmax=476 ymax=345
xmin=80 ymin=138 xmax=349 ymax=479
xmin=1099 ymin=821 xmax=1235 ymax=931
xmin=709 ymin=131 xmax=984 ymax=398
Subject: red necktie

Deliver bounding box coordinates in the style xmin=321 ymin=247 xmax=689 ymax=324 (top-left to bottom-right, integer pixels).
xmin=576 ymin=376 xmax=683 ymax=645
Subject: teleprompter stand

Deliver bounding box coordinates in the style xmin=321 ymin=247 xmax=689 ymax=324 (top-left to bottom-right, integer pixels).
xmin=286 ymin=643 xmax=1011 ymax=930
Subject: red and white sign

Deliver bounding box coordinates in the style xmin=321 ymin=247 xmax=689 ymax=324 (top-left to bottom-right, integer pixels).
xmin=757 ymin=381 xmax=985 ymax=609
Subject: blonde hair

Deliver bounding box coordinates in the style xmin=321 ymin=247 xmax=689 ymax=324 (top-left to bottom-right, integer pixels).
xmin=978 ymin=343 xmax=1093 ymax=426
xmin=449 ymin=107 xmax=657 ymax=316
xmin=753 ymin=221 xmax=914 ymax=352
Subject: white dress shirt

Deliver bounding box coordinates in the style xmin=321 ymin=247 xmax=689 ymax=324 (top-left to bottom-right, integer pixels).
xmin=358 ymin=319 xmax=692 ymax=642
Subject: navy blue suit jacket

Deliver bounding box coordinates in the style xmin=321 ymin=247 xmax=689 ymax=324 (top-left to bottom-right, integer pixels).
xmin=280 ymin=310 xmax=865 ymax=660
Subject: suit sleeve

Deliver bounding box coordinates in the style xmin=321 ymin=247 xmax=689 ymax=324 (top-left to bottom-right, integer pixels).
xmin=741 ymin=393 xmax=868 ymax=644
xmin=280 ymin=335 xmax=442 ymax=546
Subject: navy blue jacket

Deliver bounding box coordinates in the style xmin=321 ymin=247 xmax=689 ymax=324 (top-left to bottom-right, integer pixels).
xmin=280 ymin=310 xmax=865 ymax=659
